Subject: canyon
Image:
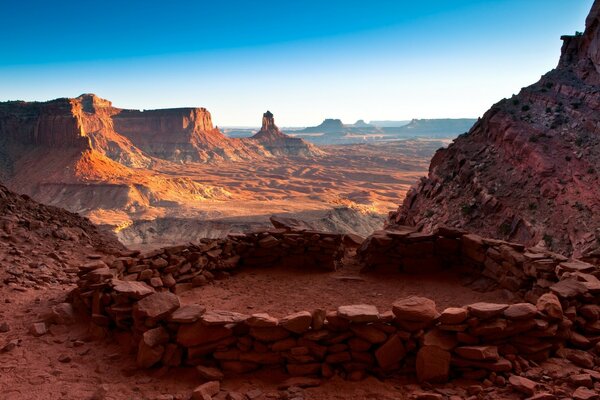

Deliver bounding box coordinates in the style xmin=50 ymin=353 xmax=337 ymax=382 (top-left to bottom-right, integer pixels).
xmin=1 ymin=2 xmax=600 ymax=400
xmin=0 ymin=94 xmax=443 ymax=249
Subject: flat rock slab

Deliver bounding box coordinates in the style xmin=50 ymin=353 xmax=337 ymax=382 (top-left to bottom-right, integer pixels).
xmin=200 ymin=310 xmax=249 ymax=325
xmin=169 ymin=304 xmax=206 ymax=323
xmin=134 ymin=292 xmax=180 ymax=320
xmin=503 ymin=303 xmax=537 ymax=320
xmin=111 ymin=279 xmax=155 ymax=299
xmin=337 ymin=304 xmax=379 ymax=323
xmin=467 ymin=302 xmax=508 ymax=319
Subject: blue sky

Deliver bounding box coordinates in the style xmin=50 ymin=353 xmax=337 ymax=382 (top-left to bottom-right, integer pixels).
xmin=0 ymin=0 xmax=594 ymax=126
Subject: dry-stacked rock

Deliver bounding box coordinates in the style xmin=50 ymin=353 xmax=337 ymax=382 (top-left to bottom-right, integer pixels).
xmin=72 ymin=224 xmax=599 ymax=384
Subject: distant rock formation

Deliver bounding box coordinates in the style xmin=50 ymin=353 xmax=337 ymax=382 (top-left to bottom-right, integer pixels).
xmin=389 ymin=1 xmax=600 ymax=260
xmin=299 ymin=118 xmax=346 ymax=134
xmin=251 ymin=111 xmax=323 ymax=157
xmin=390 ymin=118 xmax=477 ymax=137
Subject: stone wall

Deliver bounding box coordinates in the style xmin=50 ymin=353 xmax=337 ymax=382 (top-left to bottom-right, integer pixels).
xmin=71 ymin=226 xmax=600 ymax=383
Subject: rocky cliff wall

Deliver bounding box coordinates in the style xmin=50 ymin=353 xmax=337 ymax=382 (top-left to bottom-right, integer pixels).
xmin=0 ymin=99 xmax=91 ymax=149
xmin=390 ymin=1 xmax=600 ymax=260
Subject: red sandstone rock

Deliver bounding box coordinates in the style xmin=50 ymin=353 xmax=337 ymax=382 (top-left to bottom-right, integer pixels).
xmin=536 ymin=293 xmax=563 ymax=320
xmin=439 ymin=307 xmax=468 ymax=324
xmin=422 ymin=329 xmax=458 ymax=351
xmin=133 ymin=292 xmax=180 ymax=320
xmin=169 ymin=304 xmax=206 ymax=323
xmin=392 ymin=296 xmax=439 ymax=322
xmin=337 ymin=304 xmax=379 ymax=323
xmin=503 ymin=303 xmax=538 ymax=320
xmin=374 ymin=334 xmax=406 ymax=369
xmin=246 ymin=313 xmax=279 ymax=328
xmin=467 ymin=303 xmax=508 ymax=319
xmin=416 ymin=345 xmax=451 ymax=383
xmin=572 ymin=387 xmax=599 ymax=400
xmin=111 ymin=280 xmax=155 ymax=299
xmin=29 ymin=322 xmax=47 ymax=337
xmin=509 ymin=375 xmax=538 ymax=396
xmin=177 ymin=323 xmax=232 ymax=347
xmin=200 ymin=310 xmax=249 ymax=326
xmin=350 ymin=325 xmax=387 ymax=344
xmin=250 ymin=111 xmax=322 ymax=158
xmin=279 ymin=311 xmax=312 ymax=334
xmin=249 ymin=327 xmax=290 ymax=342
xmin=455 ymin=346 xmax=499 ymax=361
xmin=192 ymin=381 xmax=220 ymax=400
xmin=388 ymin=2 xmax=600 ymax=260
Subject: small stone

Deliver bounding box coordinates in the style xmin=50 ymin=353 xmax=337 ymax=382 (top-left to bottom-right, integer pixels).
xmin=570 ymin=374 xmax=593 ymax=388
xmin=29 ymin=322 xmax=47 ymax=337
xmin=503 ymin=303 xmax=537 ymax=320
xmin=246 ymin=313 xmax=278 ymax=328
xmin=439 ymin=307 xmax=468 ymax=324
xmin=572 ymin=387 xmax=598 ymax=400
xmin=192 ymin=381 xmax=220 ymax=400
xmin=279 ymin=311 xmax=312 ymax=334
xmin=277 ymin=377 xmax=321 ymax=389
xmin=50 ymin=303 xmax=76 ymax=325
xmin=1 ymin=339 xmax=19 ymax=353
xmin=196 ymin=365 xmax=224 ymax=381
xmin=536 ymin=293 xmax=563 ymax=320
xmin=509 ymin=375 xmax=538 ymax=396
xmin=170 ymin=304 xmax=206 ymax=323
xmin=246 ymin=389 xmax=263 ymax=399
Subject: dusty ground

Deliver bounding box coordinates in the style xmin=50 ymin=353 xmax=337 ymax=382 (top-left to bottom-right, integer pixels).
xmin=180 ymin=259 xmax=512 ymax=317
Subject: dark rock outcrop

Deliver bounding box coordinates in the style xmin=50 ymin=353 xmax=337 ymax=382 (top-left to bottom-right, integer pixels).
xmin=389 ymin=1 xmax=600 ymax=261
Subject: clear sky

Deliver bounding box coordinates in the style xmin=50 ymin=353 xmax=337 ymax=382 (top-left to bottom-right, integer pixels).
xmin=0 ymin=0 xmax=594 ymax=126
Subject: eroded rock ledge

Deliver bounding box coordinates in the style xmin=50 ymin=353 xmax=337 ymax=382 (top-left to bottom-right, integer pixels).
xmin=71 ymin=225 xmax=599 ymax=388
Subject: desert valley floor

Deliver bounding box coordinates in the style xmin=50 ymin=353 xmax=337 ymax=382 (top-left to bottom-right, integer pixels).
xmin=104 ymin=140 xmax=445 ymax=249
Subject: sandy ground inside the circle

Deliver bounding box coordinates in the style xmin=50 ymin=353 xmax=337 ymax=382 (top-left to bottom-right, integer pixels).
xmin=178 ymin=260 xmax=513 ymax=317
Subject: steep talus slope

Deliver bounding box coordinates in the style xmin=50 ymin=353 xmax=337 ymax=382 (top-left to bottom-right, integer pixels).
xmin=250 ymin=111 xmax=323 ymax=157
xmin=390 ymin=1 xmax=600 ymax=260
xmin=0 ymin=181 xmax=124 ymax=288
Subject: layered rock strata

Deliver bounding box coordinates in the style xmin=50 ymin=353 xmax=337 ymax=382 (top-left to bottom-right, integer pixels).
xmin=390 ymin=1 xmax=600 ymax=260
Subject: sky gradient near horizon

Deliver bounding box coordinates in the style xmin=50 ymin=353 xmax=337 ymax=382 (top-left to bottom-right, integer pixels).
xmin=0 ymin=0 xmax=594 ymax=126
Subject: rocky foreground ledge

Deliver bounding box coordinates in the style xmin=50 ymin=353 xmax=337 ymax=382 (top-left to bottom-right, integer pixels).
xmin=70 ymin=223 xmax=600 ymax=399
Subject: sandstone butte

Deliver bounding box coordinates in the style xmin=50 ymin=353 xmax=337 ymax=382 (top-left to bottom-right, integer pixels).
xmin=389 ymin=0 xmax=600 ymax=262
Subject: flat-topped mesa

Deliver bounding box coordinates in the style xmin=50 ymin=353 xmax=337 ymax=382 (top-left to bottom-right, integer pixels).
xmin=251 ymin=111 xmax=323 ymax=157
xmin=390 ymin=0 xmax=600 ymax=260
xmin=0 ymin=98 xmax=91 ymax=150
